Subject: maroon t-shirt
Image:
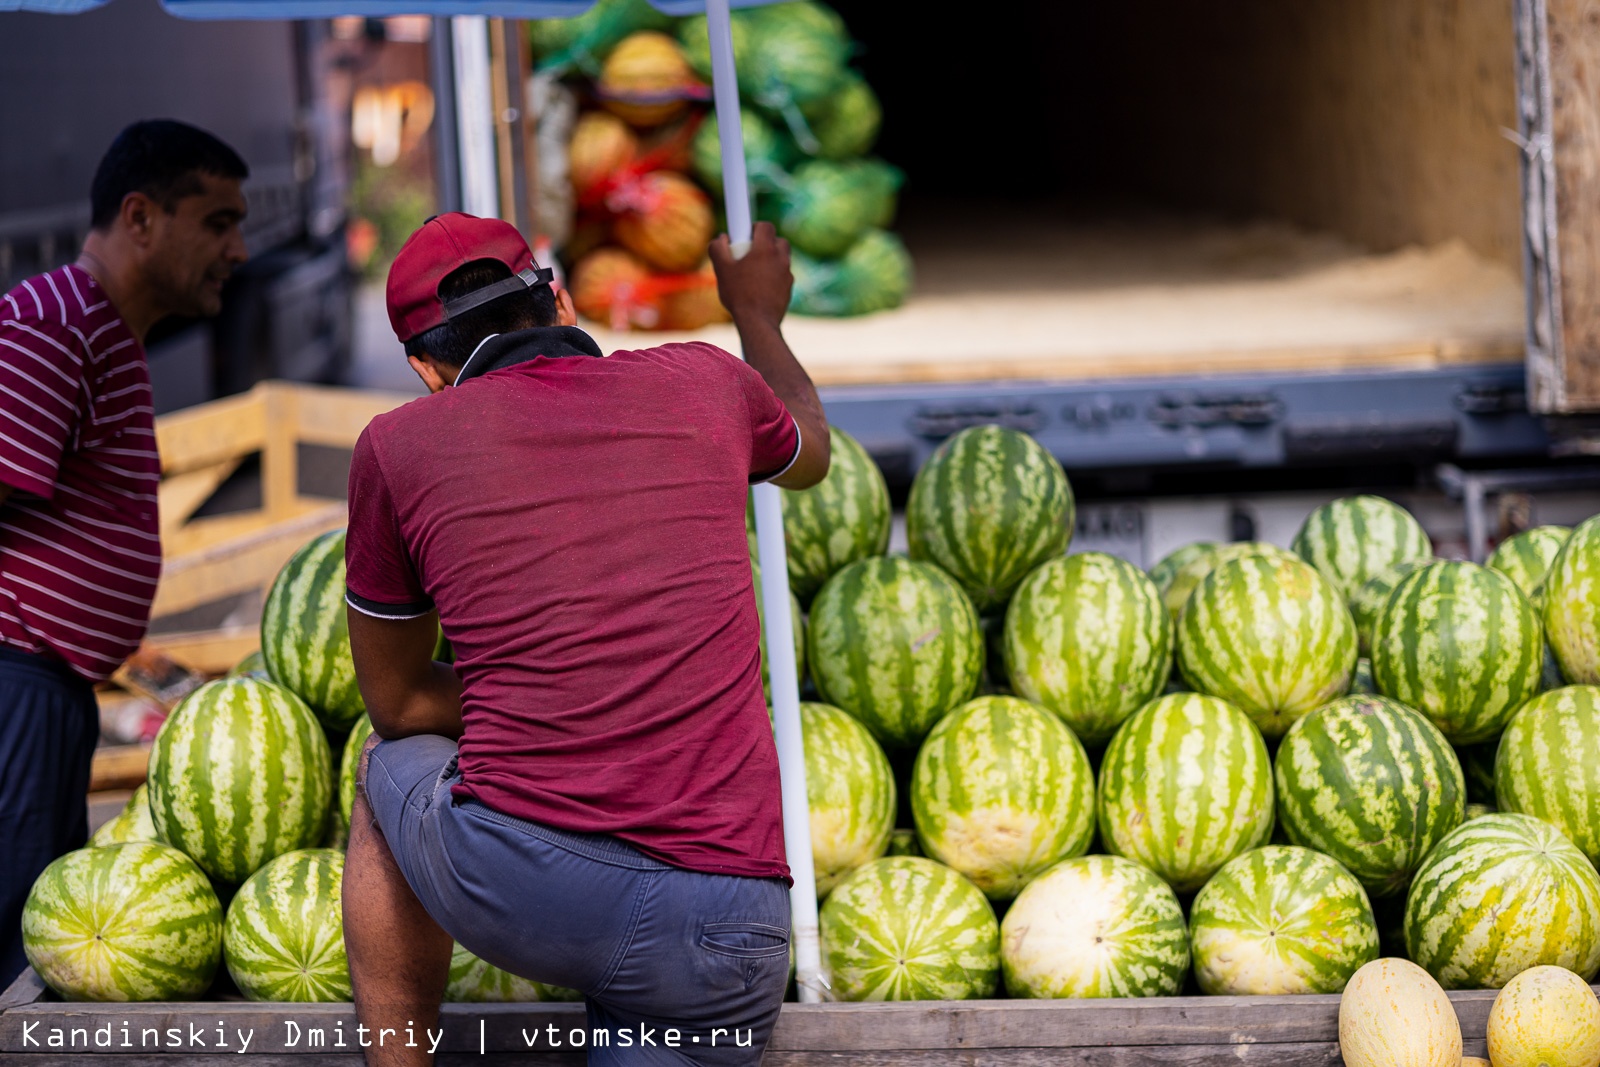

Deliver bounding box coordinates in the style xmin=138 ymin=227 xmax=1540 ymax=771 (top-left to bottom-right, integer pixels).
xmin=345 ymin=327 xmax=799 ymax=881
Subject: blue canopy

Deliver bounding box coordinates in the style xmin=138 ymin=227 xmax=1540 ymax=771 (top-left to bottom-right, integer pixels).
xmin=2 ymin=0 xmax=770 ymax=15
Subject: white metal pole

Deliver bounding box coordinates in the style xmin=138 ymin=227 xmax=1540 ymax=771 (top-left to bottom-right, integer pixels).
xmin=705 ymin=0 xmax=825 ymax=1005
xmin=452 ymin=15 xmax=500 ymax=218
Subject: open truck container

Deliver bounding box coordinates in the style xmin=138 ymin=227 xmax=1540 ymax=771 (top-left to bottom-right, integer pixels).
xmin=6 ymin=0 xmax=1600 ymax=1061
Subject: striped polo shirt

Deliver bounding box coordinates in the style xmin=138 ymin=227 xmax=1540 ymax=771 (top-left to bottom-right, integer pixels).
xmin=0 ymin=264 xmax=161 ymax=682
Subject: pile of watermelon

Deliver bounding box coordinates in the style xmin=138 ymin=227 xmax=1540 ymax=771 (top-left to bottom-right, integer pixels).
xmin=21 ymin=531 xmax=573 ymax=1005
xmin=26 ymin=419 xmax=1600 ymax=1007
xmin=533 ymin=0 xmax=912 ymax=327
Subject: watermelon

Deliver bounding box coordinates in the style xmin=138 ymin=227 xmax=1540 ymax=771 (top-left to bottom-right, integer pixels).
xmin=1001 ymin=854 xmax=1187 ymax=999
xmin=1371 ymin=561 xmax=1543 ymax=744
xmin=1349 ymin=657 xmax=1377 ymax=695
xmin=23 ymin=842 xmax=222 ymax=1001
xmin=1292 ymin=495 xmax=1433 ymax=604
xmin=261 ymin=530 xmax=366 ymax=731
xmin=1545 ymin=515 xmax=1600 ymax=684
xmin=1190 ymin=845 xmax=1379 ymax=995
xmin=819 ymin=856 xmax=999 ymax=1001
xmin=1148 ymin=541 xmax=1298 ymax=623
xmin=750 ymin=427 xmax=890 ymax=605
xmin=801 ymin=702 xmax=895 ymax=897
xmin=447 ymin=942 xmax=581 ymax=1002
xmin=1274 ymin=695 xmax=1465 ymax=898
xmin=886 ymin=829 xmax=920 ymax=857
xmin=148 ymin=678 xmax=334 ymax=885
xmin=227 ymin=650 xmax=268 ymax=678
xmin=338 ymin=713 xmax=375 ymax=836
xmin=910 ymin=696 xmax=1095 ymax=901
xmin=1489 ymin=526 xmax=1572 ymax=596
xmin=1097 ymin=693 xmax=1275 ymax=892
xmin=1464 ymin=802 xmax=1497 ymax=821
xmin=90 ymin=783 xmax=159 ymax=846
xmin=223 ymin=849 xmax=349 ymax=1001
xmin=753 ymin=561 xmax=806 ymax=702
xmin=1350 ymin=558 xmax=1434 ymax=655
xmin=1495 ymin=684 xmax=1600 ymax=864
xmin=1003 ymin=552 xmax=1172 ymax=746
xmin=1404 ymin=812 xmax=1600 ymax=989
xmin=807 ymin=557 xmax=983 ymax=749
xmin=905 ymin=425 xmax=1074 ymax=614
xmin=1177 ymin=555 xmax=1357 ymax=738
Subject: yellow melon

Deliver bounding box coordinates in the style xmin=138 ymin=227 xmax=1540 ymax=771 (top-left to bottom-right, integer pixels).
xmin=568 ymin=112 xmax=637 ymax=200
xmin=597 ymin=31 xmax=700 ymax=128
xmin=610 ymin=171 xmax=713 ymax=274
xmin=1464 ymin=1059 xmax=1491 ymax=1066
xmin=1340 ymin=958 xmax=1462 ymax=1067
xmin=657 ymin=259 xmax=730 ymax=331
xmin=1486 ymin=966 xmax=1600 ymax=1067
xmin=570 ymin=247 xmax=658 ymax=330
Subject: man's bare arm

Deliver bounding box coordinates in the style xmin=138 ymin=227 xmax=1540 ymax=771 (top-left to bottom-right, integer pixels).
xmin=709 ymin=224 xmax=830 ymax=490
xmin=347 ymin=609 xmax=463 ymax=740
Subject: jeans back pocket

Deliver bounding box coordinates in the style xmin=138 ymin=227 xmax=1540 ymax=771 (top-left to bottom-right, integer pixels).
xmin=699 ymin=921 xmax=790 ymax=959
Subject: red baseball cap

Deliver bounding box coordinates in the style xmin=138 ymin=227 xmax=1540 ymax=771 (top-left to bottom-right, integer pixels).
xmin=385 ymin=212 xmax=554 ymax=343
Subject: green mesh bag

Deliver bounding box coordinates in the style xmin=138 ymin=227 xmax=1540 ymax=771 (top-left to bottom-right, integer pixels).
xmin=773 ymin=158 xmax=902 ymax=258
xmin=739 ymin=3 xmax=851 ymax=138
xmin=799 ymin=73 xmax=881 ymax=160
xmin=790 ymin=229 xmax=913 ymax=317
xmin=527 ymin=0 xmax=674 ymax=76
xmin=691 ymin=107 xmax=797 ymax=196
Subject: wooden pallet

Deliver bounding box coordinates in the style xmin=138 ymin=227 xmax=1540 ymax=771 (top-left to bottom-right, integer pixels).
xmin=146 ymin=381 xmax=415 ymax=659
xmin=0 ymin=966 xmax=1525 ymax=1065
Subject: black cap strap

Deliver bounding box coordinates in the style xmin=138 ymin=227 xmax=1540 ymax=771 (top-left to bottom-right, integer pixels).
xmin=442 ymin=266 xmax=554 ymax=321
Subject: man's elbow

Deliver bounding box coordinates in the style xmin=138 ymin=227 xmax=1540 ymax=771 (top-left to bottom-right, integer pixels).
xmin=773 ymin=425 xmax=830 ymax=490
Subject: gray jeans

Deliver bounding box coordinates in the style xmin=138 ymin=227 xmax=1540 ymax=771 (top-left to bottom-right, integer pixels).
xmin=364 ymin=734 xmax=791 ymax=1066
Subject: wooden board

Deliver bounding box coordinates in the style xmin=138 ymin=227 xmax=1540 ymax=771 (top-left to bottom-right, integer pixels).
xmin=150 ymin=502 xmax=346 ymax=619
xmin=142 ymin=628 xmax=259 ymax=675
xmin=87 ymin=744 xmax=150 ymax=793
xmin=0 ymin=965 xmax=1528 ymax=1064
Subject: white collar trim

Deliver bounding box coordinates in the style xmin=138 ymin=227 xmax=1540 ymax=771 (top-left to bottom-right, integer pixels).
xmin=452 ymin=332 xmax=502 ymax=386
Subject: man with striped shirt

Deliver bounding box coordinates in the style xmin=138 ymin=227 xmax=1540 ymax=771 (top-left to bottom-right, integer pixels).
xmin=0 ymin=120 xmax=249 ymax=982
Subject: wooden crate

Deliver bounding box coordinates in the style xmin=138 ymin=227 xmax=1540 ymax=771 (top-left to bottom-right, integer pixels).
xmin=143 ymin=381 xmax=415 ymax=674
xmin=0 ymin=966 xmax=1529 ymax=1065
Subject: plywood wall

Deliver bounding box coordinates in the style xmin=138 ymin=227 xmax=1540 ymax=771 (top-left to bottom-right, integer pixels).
xmin=1102 ymin=0 xmax=1524 ymax=271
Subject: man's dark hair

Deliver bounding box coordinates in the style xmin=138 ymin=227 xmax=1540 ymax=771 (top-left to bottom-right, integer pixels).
xmin=90 ymin=120 xmax=250 ymax=230
xmin=403 ymin=259 xmax=558 ymax=369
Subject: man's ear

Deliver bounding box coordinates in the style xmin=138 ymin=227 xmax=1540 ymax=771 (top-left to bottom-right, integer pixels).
xmin=555 ymin=287 xmax=578 ymax=327
xmin=120 ymin=192 xmax=158 ymax=248
xmin=406 ymin=354 xmax=452 ymax=395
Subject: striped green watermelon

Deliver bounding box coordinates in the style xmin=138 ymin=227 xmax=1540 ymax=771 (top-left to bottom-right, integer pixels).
xmin=1457 ymin=739 xmax=1500 ymax=805
xmin=1149 ymin=541 xmax=1299 ymax=623
xmin=23 ymin=843 xmax=222 ymax=1001
xmin=1002 ymin=552 xmax=1172 ymax=746
xmin=262 ymin=530 xmax=365 ymax=731
xmin=1292 ymin=495 xmax=1433 ymax=604
xmin=1371 ymin=562 xmax=1543 ymax=744
xmin=753 ymin=561 xmax=806 ymax=702
xmin=1097 ymin=692 xmax=1274 ymax=892
xmin=1177 ymin=555 xmax=1357 ymax=738
xmin=149 ymin=678 xmax=334 ymax=884
xmin=223 ymin=848 xmax=348 ymax=1001
xmin=1000 ymin=854 xmax=1188 ymax=998
xmin=1350 ymin=558 xmax=1434 ymax=655
xmin=227 ymin=650 xmax=268 ymax=678
xmin=750 ymin=428 xmax=890 ymax=604
xmin=1489 ymin=526 xmax=1572 ymax=596
xmin=1274 ymin=695 xmax=1464 ymax=898
xmin=338 ymin=713 xmax=374 ymax=837
xmin=90 ymin=784 xmax=159 ymax=846
xmin=1191 ymin=846 xmax=1378 ymax=995
xmin=819 ymin=856 xmax=999 ymax=1000
xmin=1404 ymin=812 xmax=1600 ymax=988
xmin=1544 ymin=516 xmax=1600 ymax=684
xmin=905 ymin=425 xmax=1073 ymax=614
xmin=1495 ymin=684 xmax=1600 ymax=864
xmin=887 ymin=829 xmax=921 ymax=857
xmin=910 ymin=696 xmax=1095 ymax=901
xmin=801 ymin=702 xmax=895 ymax=897
xmin=807 ymin=557 xmax=983 ymax=749
xmin=447 ymin=942 xmax=580 ymax=1002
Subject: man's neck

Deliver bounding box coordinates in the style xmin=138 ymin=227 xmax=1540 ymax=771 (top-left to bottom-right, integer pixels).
xmin=76 ymin=235 xmax=163 ymax=343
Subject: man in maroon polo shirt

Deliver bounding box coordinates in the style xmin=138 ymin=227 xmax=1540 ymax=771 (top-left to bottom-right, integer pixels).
xmin=342 ymin=213 xmax=827 ymax=1067
xmin=0 ymin=119 xmax=249 ymax=983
